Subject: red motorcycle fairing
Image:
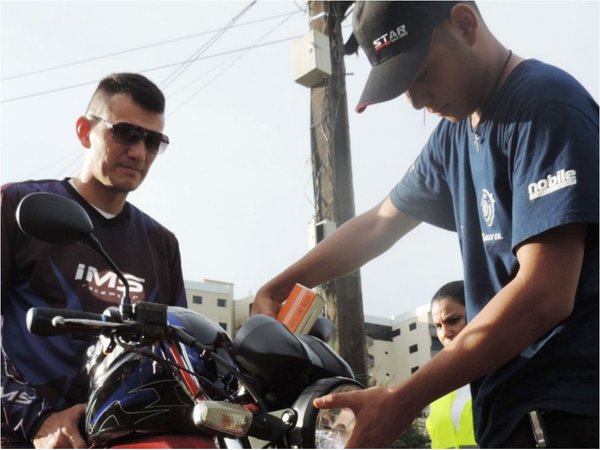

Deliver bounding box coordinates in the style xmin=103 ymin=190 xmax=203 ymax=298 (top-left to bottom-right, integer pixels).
xmin=110 ymin=434 xmax=216 ymax=448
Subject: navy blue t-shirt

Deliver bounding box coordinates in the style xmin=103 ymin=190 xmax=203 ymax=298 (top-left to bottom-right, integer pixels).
xmin=391 ymin=60 xmax=598 ymax=447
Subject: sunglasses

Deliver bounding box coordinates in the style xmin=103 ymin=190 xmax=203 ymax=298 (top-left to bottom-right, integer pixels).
xmin=88 ymin=115 xmax=169 ymax=155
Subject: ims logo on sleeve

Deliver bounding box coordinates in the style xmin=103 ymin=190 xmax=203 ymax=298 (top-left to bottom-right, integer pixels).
xmin=528 ymin=169 xmax=577 ymax=200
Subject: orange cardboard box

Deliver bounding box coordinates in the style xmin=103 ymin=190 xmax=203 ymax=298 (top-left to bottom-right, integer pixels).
xmin=277 ymin=283 xmax=325 ymax=335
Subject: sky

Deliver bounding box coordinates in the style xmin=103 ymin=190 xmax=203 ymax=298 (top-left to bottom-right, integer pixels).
xmin=1 ymin=1 xmax=598 ymax=319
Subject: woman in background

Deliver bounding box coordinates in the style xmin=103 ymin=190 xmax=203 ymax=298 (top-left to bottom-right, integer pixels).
xmin=426 ymin=281 xmax=478 ymax=449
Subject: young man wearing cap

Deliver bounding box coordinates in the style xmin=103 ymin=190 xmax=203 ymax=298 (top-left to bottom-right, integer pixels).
xmin=253 ymin=2 xmax=598 ymax=448
xmin=1 ymin=73 xmax=187 ymax=448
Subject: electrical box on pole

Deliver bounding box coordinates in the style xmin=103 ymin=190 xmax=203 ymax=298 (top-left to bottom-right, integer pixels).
xmin=293 ymin=30 xmax=332 ymax=88
xmin=308 ymin=218 xmax=337 ymax=249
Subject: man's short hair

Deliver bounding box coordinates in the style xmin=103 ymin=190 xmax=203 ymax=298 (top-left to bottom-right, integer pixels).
xmin=86 ymin=73 xmax=165 ymax=114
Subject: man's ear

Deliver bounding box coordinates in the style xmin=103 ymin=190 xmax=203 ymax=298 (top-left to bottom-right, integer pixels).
xmin=449 ymin=4 xmax=479 ymax=46
xmin=75 ymin=116 xmax=92 ymax=148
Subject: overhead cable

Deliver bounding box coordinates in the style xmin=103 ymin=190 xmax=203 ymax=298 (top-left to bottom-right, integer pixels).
xmin=1 ymin=35 xmax=301 ymax=104
xmin=159 ymin=1 xmax=257 ymax=90
xmin=167 ymin=11 xmax=297 ymax=116
xmin=1 ymin=10 xmax=299 ymax=82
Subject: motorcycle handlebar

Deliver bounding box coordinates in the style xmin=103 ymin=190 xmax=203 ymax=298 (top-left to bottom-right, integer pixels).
xmin=27 ymin=307 xmax=114 ymax=337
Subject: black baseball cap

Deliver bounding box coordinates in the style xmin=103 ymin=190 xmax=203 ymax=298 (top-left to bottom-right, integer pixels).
xmin=353 ymin=1 xmax=457 ymax=113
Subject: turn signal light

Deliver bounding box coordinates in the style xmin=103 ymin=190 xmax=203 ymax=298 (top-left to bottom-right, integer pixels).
xmin=193 ymin=401 xmax=253 ymax=437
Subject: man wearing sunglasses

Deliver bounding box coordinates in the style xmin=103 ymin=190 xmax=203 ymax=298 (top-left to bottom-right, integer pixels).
xmin=253 ymin=2 xmax=598 ymax=448
xmin=1 ymin=73 xmax=187 ymax=448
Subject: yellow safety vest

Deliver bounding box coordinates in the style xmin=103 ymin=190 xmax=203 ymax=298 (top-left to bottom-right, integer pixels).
xmin=425 ymin=389 xmax=478 ymax=448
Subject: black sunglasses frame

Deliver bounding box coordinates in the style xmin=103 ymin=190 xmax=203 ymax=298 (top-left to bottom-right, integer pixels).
xmin=88 ymin=115 xmax=169 ymax=155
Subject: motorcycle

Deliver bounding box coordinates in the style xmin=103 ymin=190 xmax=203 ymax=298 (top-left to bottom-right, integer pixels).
xmin=17 ymin=192 xmax=363 ymax=448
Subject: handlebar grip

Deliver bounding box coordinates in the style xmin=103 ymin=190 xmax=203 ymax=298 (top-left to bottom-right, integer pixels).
xmin=26 ymin=307 xmax=108 ymax=336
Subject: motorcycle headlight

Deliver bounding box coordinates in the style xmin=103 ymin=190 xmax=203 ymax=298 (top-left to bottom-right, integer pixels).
xmin=288 ymin=377 xmax=363 ymax=449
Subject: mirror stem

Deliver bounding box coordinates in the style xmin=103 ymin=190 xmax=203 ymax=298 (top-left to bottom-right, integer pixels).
xmin=87 ymin=234 xmax=133 ymax=320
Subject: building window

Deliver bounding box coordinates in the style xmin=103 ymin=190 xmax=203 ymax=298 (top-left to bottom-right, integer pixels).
xmin=217 ymin=298 xmax=227 ymax=307
xmin=192 ymin=295 xmax=203 ymax=304
xmin=248 ymin=303 xmax=253 ymax=314
xmin=392 ymin=328 xmax=401 ymax=338
xmin=219 ymin=322 xmax=227 ymax=331
xmin=411 ymin=366 xmax=419 ymax=373
xmin=409 ymin=344 xmax=418 ymax=354
xmin=409 ymin=322 xmax=417 ymax=331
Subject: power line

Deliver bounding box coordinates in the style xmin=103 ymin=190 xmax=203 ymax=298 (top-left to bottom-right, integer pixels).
xmin=1 ymin=35 xmax=301 ymax=104
xmin=1 ymin=10 xmax=301 ymax=82
xmin=55 ymin=153 xmax=83 ymax=179
xmin=2 ymin=78 xmax=99 ymax=104
xmin=19 ymin=149 xmax=81 ymax=179
xmin=160 ymin=1 xmax=258 ymax=90
xmin=168 ymin=10 xmax=297 ymax=116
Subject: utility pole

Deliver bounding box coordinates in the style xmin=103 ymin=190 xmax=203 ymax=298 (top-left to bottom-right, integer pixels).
xmin=308 ymin=1 xmax=368 ymax=386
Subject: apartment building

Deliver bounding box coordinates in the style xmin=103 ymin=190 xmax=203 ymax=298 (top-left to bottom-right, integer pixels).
xmin=233 ymin=294 xmax=254 ymax=334
xmin=363 ymin=315 xmax=395 ymax=386
xmin=364 ymin=304 xmax=441 ymax=386
xmin=185 ymin=279 xmax=235 ymax=334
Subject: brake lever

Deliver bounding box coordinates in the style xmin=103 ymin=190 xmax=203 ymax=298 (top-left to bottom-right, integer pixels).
xmin=52 ymin=316 xmax=128 ymax=329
